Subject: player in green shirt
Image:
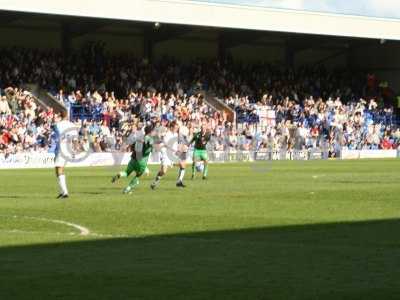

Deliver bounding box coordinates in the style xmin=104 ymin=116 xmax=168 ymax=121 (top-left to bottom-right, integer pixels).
xmin=189 ymin=126 xmax=211 ymax=180
xmin=112 ymin=125 xmax=154 ymax=194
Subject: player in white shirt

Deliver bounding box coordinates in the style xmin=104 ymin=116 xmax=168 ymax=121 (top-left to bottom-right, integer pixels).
xmin=53 ymin=111 xmax=78 ymax=199
xmin=175 ymin=123 xmax=190 ymax=187
xmin=150 ymin=122 xmax=176 ymax=189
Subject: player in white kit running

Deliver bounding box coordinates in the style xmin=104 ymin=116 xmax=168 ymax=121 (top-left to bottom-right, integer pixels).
xmin=150 ymin=121 xmax=176 ymax=189
xmin=175 ymin=123 xmax=191 ymax=188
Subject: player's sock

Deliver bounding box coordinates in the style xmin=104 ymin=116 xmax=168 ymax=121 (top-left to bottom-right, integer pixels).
xmin=191 ymin=163 xmax=195 ymax=179
xmin=124 ymin=176 xmax=139 ymax=194
xmin=156 ymin=171 xmax=163 ymax=182
xmin=203 ymin=165 xmax=208 ymax=179
xmin=119 ymin=171 xmax=128 ymax=178
xmin=58 ymin=174 xmax=68 ymax=195
xmin=177 ymin=168 xmax=185 ymax=182
xmin=128 ymin=176 xmax=139 ymax=189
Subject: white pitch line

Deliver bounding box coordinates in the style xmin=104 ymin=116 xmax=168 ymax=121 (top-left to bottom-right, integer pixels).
xmin=0 ymin=215 xmax=133 ymax=238
xmin=90 ymin=232 xmax=128 ymax=238
xmin=34 ymin=217 xmax=91 ymax=236
xmin=0 ymin=229 xmax=77 ymax=235
xmin=3 ymin=215 xmax=91 ymax=236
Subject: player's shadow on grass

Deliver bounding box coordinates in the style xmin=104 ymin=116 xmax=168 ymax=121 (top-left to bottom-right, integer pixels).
xmin=1 ymin=219 xmax=400 ymax=300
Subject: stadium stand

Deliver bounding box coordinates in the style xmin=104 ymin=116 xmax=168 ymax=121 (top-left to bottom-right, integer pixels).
xmin=0 ymin=45 xmax=399 ymax=158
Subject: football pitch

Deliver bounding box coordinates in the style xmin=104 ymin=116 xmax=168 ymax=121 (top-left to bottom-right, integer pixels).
xmin=1 ymin=159 xmax=400 ymax=299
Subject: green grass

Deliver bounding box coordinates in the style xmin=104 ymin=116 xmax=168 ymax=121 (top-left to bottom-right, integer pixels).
xmin=1 ymin=159 xmax=400 ymax=299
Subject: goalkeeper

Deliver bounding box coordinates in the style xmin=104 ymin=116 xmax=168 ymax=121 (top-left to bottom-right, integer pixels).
xmin=112 ymin=125 xmax=154 ymax=194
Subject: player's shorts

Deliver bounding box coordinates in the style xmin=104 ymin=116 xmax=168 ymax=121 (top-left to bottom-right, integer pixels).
xmin=126 ymin=158 xmax=148 ymax=176
xmin=54 ymin=153 xmax=67 ymax=167
xmin=177 ymin=151 xmax=188 ymax=162
xmin=193 ymin=149 xmax=208 ymax=161
xmin=159 ymin=150 xmax=173 ymax=167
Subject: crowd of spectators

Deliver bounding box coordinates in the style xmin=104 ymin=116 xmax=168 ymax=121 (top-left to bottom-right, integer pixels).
xmin=0 ymin=45 xmax=399 ymax=158
xmin=227 ymin=95 xmax=398 ymax=155
xmin=0 ymin=87 xmax=54 ymax=155
xmin=0 ymin=85 xmax=221 ymax=156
